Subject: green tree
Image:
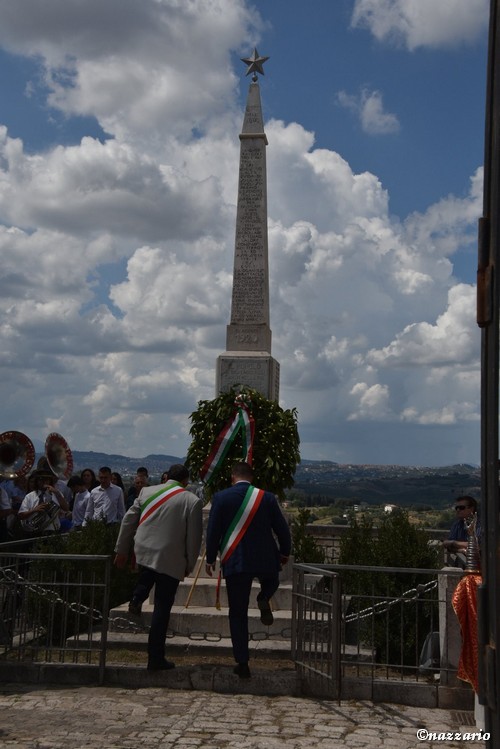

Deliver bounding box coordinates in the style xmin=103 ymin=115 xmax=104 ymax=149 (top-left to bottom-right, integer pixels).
xmin=186 ymin=387 xmax=300 ymax=499
xmin=290 ymin=508 xmax=325 ymax=564
xmin=338 ymin=511 xmax=440 ymax=666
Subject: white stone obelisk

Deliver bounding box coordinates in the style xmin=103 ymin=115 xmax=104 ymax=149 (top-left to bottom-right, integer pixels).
xmin=216 ymin=49 xmax=280 ymax=400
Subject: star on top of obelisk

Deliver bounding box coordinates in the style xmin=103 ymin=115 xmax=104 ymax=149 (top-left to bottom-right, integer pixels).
xmin=241 ymin=48 xmax=269 ymax=82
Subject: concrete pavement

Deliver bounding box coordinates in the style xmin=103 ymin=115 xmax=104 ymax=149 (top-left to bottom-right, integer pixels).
xmin=0 ymin=681 xmax=488 ymax=748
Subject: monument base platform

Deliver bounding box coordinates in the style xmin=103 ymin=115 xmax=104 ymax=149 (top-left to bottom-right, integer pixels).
xmin=216 ymin=351 xmax=280 ymax=400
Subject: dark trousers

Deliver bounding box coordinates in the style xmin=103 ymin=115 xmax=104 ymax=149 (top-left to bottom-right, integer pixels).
xmin=132 ymin=565 xmax=156 ymax=605
xmin=225 ymin=572 xmax=279 ymax=664
xmin=146 ymin=570 xmax=179 ymax=665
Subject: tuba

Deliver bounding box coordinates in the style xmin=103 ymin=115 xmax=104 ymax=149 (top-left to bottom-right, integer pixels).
xmin=44 ymin=432 xmax=73 ymax=479
xmin=20 ymin=433 xmax=73 ymax=534
xmin=0 ymin=431 xmax=36 ymax=479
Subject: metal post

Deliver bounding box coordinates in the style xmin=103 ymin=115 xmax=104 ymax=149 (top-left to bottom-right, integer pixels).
xmin=478 ymin=0 xmax=500 ymax=739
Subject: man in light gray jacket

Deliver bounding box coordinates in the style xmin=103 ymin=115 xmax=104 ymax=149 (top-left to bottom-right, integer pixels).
xmin=114 ymin=464 xmax=203 ymax=670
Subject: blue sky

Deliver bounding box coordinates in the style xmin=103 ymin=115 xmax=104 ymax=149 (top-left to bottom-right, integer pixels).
xmin=0 ymin=0 xmax=490 ymax=466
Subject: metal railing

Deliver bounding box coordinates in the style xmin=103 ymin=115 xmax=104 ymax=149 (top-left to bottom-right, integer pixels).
xmin=291 ymin=564 xmax=341 ymax=699
xmin=292 ymin=562 xmax=464 ymax=701
xmin=307 ymin=524 xmax=449 ymax=564
xmin=0 ymin=550 xmax=111 ymax=683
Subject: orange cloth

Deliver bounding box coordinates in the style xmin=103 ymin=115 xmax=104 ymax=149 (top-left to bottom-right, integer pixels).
xmin=451 ymin=573 xmax=481 ymax=693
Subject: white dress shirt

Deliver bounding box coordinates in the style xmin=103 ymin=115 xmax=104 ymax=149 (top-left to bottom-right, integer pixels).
xmin=84 ymin=484 xmax=125 ymax=525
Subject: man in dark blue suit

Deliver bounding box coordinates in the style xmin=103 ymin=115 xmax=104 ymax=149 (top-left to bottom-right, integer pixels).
xmin=205 ymin=461 xmax=292 ymax=678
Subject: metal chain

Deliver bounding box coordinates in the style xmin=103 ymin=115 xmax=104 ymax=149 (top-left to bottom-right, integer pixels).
xmin=343 ymin=579 xmax=438 ymax=623
xmin=1 ymin=565 xmax=292 ymax=642
xmin=0 ymin=566 xmax=103 ymax=622
xmin=110 ymin=614 xmax=292 ymax=641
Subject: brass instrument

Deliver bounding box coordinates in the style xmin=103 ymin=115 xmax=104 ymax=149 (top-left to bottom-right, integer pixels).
xmin=20 ymin=497 xmax=62 ymax=534
xmin=20 ymin=433 xmax=73 ymax=534
xmin=0 ymin=431 xmax=35 ymax=479
xmin=464 ymin=513 xmax=481 ymax=575
xmin=45 ymin=432 xmax=73 ymax=479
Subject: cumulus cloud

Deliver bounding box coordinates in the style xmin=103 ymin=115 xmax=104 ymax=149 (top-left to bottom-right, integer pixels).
xmin=0 ymin=0 xmax=484 ymax=465
xmin=0 ymin=0 xmax=256 ymax=144
xmin=351 ymin=0 xmax=489 ymax=50
xmin=337 ymin=89 xmax=400 ymax=135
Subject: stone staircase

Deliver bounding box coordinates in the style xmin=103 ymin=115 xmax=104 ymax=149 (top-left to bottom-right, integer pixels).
xmin=108 ymin=556 xmax=294 ymax=659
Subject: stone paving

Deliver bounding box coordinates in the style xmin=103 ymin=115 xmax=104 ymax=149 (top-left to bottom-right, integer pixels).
xmin=0 ymin=682 xmax=488 ymax=748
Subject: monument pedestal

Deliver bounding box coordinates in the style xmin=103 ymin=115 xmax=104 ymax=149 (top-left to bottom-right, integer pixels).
xmin=216 ymin=352 xmax=280 ymax=401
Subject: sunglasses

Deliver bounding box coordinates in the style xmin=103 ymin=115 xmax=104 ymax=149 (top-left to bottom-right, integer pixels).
xmin=454 ymin=505 xmax=468 ymax=511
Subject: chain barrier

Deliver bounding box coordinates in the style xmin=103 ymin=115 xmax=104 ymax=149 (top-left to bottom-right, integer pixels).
xmin=110 ymin=614 xmax=292 ymax=642
xmin=0 ymin=565 xmax=103 ymax=622
xmin=2 ymin=563 xmax=438 ymax=643
xmin=2 ymin=563 xmax=292 ymax=644
xmin=343 ymin=579 xmax=438 ymax=623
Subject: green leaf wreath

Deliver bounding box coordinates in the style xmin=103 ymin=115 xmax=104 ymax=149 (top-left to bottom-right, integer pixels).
xmin=186 ymin=387 xmax=300 ymax=500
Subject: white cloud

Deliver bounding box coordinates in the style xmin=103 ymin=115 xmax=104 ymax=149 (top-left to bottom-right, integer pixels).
xmin=348 ymin=382 xmax=391 ymax=420
xmin=351 ymin=0 xmax=489 ymax=50
xmin=337 ymin=89 xmax=400 ymax=135
xmin=0 ymin=0 xmax=484 ymax=466
xmin=366 ymin=284 xmax=478 ymax=367
xmin=0 ymin=0 xmax=256 ymax=144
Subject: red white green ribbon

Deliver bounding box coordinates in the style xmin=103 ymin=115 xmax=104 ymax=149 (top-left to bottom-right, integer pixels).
xmin=138 ymin=482 xmax=184 ymax=525
xmin=219 ymin=484 xmax=264 ymax=563
xmin=200 ymin=397 xmax=255 ymax=484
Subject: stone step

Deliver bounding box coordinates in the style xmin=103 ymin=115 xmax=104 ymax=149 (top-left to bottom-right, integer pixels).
xmin=188 ymin=556 xmax=294 ymax=583
xmin=109 ymin=602 xmax=292 ymax=640
xmin=174 ymin=578 xmax=292 ymax=609
xmin=72 ymin=629 xmax=372 ymax=664
xmin=86 ymin=630 xmax=294 ymax=658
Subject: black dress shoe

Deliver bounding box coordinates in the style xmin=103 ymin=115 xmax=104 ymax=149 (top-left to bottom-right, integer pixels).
xmin=128 ymin=600 xmax=142 ymax=617
xmin=147 ymin=659 xmax=175 ymax=671
xmin=257 ymin=597 xmax=274 ymax=626
xmin=233 ymin=663 xmax=251 ymax=679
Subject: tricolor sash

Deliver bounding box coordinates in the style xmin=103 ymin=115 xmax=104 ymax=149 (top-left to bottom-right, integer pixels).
xmin=138 ymin=482 xmax=184 ymax=525
xmin=219 ymin=484 xmax=265 ymax=563
xmin=200 ymin=395 xmax=255 ymax=485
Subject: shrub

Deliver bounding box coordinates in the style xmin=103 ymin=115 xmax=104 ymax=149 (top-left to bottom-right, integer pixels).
xmin=28 ymin=523 xmax=137 ymax=643
xmin=338 ymin=511 xmax=440 ymax=666
xmin=290 ymin=508 xmax=326 ymax=564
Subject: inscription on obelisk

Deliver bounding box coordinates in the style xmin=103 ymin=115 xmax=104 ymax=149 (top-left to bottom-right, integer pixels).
xmin=216 ymin=49 xmax=280 ymax=400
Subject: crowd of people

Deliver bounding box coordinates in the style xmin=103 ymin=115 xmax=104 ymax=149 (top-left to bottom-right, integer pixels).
xmin=0 ymin=463 xmax=153 ymax=540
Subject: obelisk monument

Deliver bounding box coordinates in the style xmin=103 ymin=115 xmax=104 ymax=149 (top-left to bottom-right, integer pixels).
xmin=216 ymin=49 xmax=280 ymax=400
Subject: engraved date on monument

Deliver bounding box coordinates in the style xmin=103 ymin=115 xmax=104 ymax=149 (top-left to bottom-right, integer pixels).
xmin=235 ymin=333 xmax=259 ymax=344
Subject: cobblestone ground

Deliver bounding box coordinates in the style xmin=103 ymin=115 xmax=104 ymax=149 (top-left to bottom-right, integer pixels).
xmin=0 ymin=684 xmax=489 ymax=748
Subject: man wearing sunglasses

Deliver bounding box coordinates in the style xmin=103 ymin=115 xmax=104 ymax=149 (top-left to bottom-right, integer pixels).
xmin=443 ymin=495 xmax=480 ymax=567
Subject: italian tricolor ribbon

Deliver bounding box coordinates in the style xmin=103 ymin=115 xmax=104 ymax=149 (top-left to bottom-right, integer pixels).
xmin=219 ymin=484 xmax=265 ymax=563
xmin=138 ymin=482 xmax=184 ymax=525
xmin=200 ymin=396 xmax=255 ymax=484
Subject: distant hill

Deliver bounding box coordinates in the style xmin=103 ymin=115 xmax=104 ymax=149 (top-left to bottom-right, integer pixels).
xmin=293 ymin=460 xmax=481 ymax=508
xmin=37 ymin=450 xmax=185 ymax=478
xmin=52 ymin=452 xmax=481 ymax=507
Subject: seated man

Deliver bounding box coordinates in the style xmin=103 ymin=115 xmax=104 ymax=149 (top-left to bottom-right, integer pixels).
xmin=443 ymin=495 xmax=480 ymax=568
